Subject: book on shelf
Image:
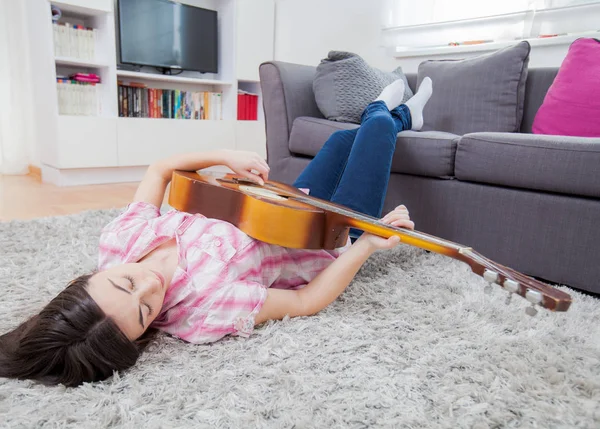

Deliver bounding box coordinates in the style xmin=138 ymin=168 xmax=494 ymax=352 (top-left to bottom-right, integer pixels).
xmin=118 ymin=82 xmax=223 ymax=120
xmin=237 ymin=91 xmax=258 ymax=120
xmin=56 ymin=75 xmax=102 ymax=116
xmin=53 ymin=22 xmax=97 ymax=61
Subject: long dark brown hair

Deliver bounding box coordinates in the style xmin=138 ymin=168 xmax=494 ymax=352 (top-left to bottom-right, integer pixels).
xmin=0 ymin=274 xmax=156 ymax=387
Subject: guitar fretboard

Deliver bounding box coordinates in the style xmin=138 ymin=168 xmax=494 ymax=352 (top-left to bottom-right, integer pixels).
xmin=293 ymin=194 xmax=463 ymax=251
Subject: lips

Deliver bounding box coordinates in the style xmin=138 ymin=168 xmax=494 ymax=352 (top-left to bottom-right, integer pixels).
xmin=151 ymin=270 xmax=165 ymax=289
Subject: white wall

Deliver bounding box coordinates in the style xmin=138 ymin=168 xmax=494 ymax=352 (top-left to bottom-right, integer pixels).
xmin=273 ymin=0 xmax=397 ymax=71
xmin=273 ymin=0 xmax=570 ymax=76
xmin=236 ymin=0 xmax=275 ymax=81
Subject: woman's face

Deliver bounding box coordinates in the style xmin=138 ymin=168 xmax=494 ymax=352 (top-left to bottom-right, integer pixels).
xmin=87 ymin=263 xmax=167 ymax=340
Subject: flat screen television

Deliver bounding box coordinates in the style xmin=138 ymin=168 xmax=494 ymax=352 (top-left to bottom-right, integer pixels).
xmin=117 ymin=0 xmax=218 ymax=73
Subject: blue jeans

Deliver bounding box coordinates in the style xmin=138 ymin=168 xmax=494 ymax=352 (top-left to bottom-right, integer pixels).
xmin=293 ymin=101 xmax=412 ymax=238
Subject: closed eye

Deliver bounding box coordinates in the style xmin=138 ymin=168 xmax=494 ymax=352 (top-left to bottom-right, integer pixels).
xmin=108 ymin=277 xmax=145 ymax=329
xmin=125 ymin=275 xmax=136 ymax=290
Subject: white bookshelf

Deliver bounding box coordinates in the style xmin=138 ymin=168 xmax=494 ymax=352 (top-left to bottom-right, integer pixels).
xmin=116 ymin=70 xmax=233 ymax=86
xmin=55 ymin=56 xmax=110 ymax=68
xmin=51 ymin=0 xmax=112 ymax=16
xmin=28 ymin=0 xmax=274 ymax=186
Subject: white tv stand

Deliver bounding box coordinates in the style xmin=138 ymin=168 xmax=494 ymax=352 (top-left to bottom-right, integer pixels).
xmin=28 ymin=0 xmax=274 ymax=186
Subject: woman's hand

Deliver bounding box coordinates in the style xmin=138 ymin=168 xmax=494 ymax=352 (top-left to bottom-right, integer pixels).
xmin=223 ymin=150 xmax=270 ymax=185
xmin=380 ymin=204 xmax=414 ymax=230
xmin=355 ymin=205 xmax=414 ymax=251
xmin=136 ymin=150 xmax=269 ymax=207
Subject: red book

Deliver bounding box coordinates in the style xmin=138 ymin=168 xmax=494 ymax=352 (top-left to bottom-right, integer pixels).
xmin=153 ymin=89 xmax=158 ymax=118
xmin=251 ymin=95 xmax=258 ymax=120
xmin=152 ymin=88 xmax=158 ymax=118
xmin=237 ymin=93 xmax=243 ymax=120
xmin=149 ymin=89 xmax=155 ymax=118
xmin=152 ymin=89 xmax=156 ymax=118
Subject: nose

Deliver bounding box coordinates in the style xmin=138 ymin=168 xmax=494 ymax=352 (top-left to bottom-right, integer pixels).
xmin=136 ymin=275 xmax=161 ymax=296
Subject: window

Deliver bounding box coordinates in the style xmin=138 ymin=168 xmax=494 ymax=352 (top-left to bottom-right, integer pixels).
xmin=384 ymin=0 xmax=599 ymax=28
xmin=382 ymin=0 xmax=600 ymax=51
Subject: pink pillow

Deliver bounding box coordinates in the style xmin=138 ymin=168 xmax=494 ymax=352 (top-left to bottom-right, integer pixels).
xmin=532 ymin=38 xmax=600 ymax=137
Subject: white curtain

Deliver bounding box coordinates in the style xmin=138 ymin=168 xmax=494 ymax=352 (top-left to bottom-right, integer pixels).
xmin=0 ymin=0 xmax=32 ymax=175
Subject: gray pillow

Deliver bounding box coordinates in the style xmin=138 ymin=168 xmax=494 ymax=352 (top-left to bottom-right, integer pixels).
xmin=417 ymin=41 xmax=531 ymax=135
xmin=313 ymin=51 xmax=413 ymax=124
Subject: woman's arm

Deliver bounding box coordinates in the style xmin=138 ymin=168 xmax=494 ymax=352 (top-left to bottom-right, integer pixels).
xmin=133 ymin=150 xmax=269 ymax=207
xmin=254 ymin=205 xmax=412 ymax=324
xmin=254 ymin=238 xmax=388 ymax=324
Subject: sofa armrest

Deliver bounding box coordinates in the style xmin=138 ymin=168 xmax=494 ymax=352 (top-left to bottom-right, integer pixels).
xmin=259 ymin=61 xmax=324 ymax=167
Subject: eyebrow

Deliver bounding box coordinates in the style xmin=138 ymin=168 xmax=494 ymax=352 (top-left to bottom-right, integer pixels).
xmin=108 ymin=278 xmax=145 ymax=328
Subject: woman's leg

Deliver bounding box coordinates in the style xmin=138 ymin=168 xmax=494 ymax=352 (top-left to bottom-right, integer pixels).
xmin=329 ymin=100 xmax=406 ymax=219
xmin=331 ymin=77 xmax=433 ymax=218
xmin=293 ymin=128 xmax=358 ymax=201
xmin=294 ymin=77 xmax=432 ymax=210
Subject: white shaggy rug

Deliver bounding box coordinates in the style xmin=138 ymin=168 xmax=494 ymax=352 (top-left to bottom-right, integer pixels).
xmin=0 ymin=209 xmax=599 ymax=429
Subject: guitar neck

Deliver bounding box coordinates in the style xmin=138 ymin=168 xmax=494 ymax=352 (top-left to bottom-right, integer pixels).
xmin=349 ymin=218 xmax=473 ymax=262
xmin=293 ymin=194 xmax=472 ymax=264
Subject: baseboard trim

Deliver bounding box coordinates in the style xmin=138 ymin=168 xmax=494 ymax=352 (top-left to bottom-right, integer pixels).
xmin=41 ymin=165 xmax=148 ymax=187
xmin=28 ymin=165 xmax=42 ymax=181
xmin=40 ymin=164 xmax=232 ymax=187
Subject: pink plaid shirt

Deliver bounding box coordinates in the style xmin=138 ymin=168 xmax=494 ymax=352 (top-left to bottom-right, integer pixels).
xmin=98 ymin=202 xmax=350 ymax=344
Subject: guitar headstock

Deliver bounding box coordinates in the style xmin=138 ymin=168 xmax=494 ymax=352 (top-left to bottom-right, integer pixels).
xmin=458 ymin=248 xmax=572 ymax=314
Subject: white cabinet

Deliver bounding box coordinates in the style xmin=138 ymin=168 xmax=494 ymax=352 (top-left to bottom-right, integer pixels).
xmin=56 ymin=116 xmax=118 ymax=168
xmin=117 ymin=119 xmax=237 ymax=166
xmin=236 ymin=0 xmax=275 ymax=82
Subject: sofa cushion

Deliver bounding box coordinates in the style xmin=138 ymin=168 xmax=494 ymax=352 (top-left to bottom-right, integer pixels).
xmin=313 ymin=51 xmax=413 ymax=124
xmin=417 ymin=41 xmax=531 ymax=135
xmin=455 ymin=132 xmax=600 ymax=198
xmin=533 ymin=38 xmax=600 ymax=137
xmin=289 ymin=117 xmax=359 ymax=155
xmin=289 ymin=117 xmax=458 ymax=178
xmin=520 ymin=68 xmax=558 ymax=133
xmin=390 ymin=131 xmax=459 ymax=178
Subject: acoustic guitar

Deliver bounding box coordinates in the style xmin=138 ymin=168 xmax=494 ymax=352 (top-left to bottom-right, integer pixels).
xmin=168 ymin=171 xmax=572 ymax=314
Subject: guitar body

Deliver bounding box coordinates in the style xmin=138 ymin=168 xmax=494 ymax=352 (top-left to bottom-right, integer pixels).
xmin=168 ymin=171 xmax=349 ymax=249
xmin=168 ymin=171 xmax=572 ymax=313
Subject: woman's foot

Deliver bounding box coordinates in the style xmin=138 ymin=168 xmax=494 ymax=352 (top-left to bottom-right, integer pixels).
xmin=375 ymin=79 xmax=406 ymax=111
xmin=405 ymin=77 xmax=433 ymax=131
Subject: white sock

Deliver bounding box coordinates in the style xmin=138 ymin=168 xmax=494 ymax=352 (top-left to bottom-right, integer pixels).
xmin=375 ymin=79 xmax=406 ymax=111
xmin=405 ymin=77 xmax=433 ymax=131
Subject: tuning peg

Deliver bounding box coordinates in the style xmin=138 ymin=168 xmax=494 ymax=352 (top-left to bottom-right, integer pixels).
xmin=503 ymin=279 xmax=519 ymax=293
xmin=483 ymin=269 xmax=499 ymax=284
xmin=526 ymin=289 xmax=542 ymax=305
xmin=483 ymin=269 xmax=498 ymax=295
xmin=524 ymin=289 xmax=542 ymax=317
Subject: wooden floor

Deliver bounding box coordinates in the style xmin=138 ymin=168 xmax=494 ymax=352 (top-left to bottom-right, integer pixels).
xmin=0 ymin=174 xmax=139 ymax=221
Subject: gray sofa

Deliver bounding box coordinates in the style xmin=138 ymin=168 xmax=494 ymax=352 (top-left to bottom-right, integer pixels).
xmin=259 ymin=61 xmax=600 ymax=294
